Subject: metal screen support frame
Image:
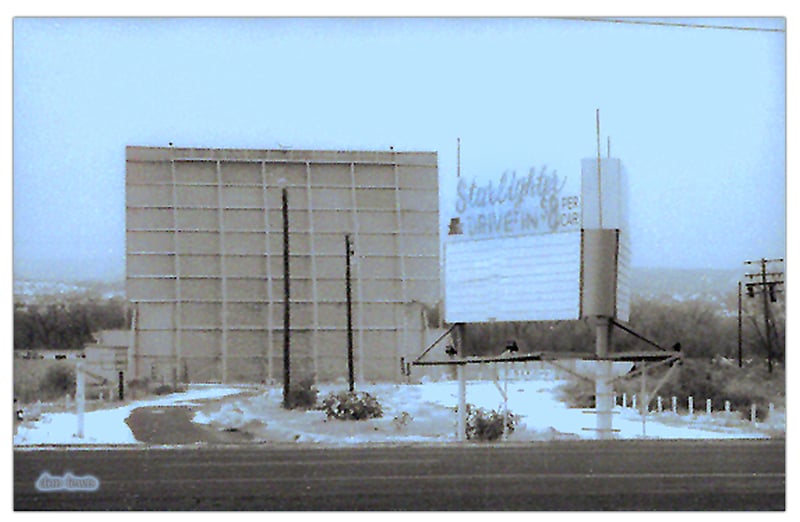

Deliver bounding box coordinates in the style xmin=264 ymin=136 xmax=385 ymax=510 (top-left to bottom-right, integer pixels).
xmin=306 ymin=161 xmax=320 ymax=380
xmin=393 ymin=159 xmax=410 ymax=382
xmin=215 ymin=160 xmax=229 ymax=384
xmin=261 ymin=161 xmax=274 ymax=383
xmin=169 ymin=160 xmax=183 ymax=385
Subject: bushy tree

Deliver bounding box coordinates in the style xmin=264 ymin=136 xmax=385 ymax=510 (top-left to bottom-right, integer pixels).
xmin=321 ymin=390 xmax=383 ymax=420
xmin=13 ymin=298 xmax=129 ymax=352
xmin=38 ymin=365 xmax=76 ymax=400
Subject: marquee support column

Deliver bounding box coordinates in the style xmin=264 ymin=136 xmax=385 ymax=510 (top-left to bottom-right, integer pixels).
xmin=595 ymin=317 xmax=614 ymax=439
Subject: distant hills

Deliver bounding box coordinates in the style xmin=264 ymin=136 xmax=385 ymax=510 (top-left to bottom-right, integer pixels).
xmin=630 ymin=266 xmax=743 ymax=302
xmin=13 ymin=279 xmax=125 ymax=305
xmin=14 ymin=266 xmax=748 ymax=306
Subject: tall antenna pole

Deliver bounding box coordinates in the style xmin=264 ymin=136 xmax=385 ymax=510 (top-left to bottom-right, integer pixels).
xmin=596 ymin=109 xmax=604 ymax=228
xmin=457 ymin=137 xmax=461 ymax=178
xmin=593 ymin=109 xmax=612 ymax=439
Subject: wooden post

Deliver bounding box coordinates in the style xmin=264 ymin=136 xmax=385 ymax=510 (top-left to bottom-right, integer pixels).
xmin=760 ymin=259 xmax=773 ymax=373
xmin=282 ymin=187 xmax=291 ymax=407
xmin=738 ymin=281 xmax=743 ymax=367
xmin=345 ymin=234 xmax=355 ymax=392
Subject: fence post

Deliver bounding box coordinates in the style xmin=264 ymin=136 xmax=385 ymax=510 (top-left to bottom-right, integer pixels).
xmin=688 ymin=396 xmax=694 ymax=416
xmin=632 ymin=394 xmax=637 ymax=410
xmin=724 ymin=400 xmax=731 ymax=414
xmin=657 ymin=396 xmax=663 ymax=413
xmin=622 ymin=393 xmax=627 ymax=408
xmin=769 ymin=403 xmax=775 ymax=422
xmin=671 ymin=396 xmax=677 ymax=414
xmin=706 ymin=399 xmax=712 ymax=415
xmin=751 ymin=403 xmax=757 ymax=424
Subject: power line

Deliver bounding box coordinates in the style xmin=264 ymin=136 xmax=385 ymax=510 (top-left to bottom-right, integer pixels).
xmin=556 ymin=17 xmax=785 ymax=33
xmin=742 ymin=258 xmax=784 ymax=373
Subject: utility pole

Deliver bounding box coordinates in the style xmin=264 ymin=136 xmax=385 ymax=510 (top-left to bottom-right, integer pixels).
xmin=282 ymin=186 xmax=291 ymax=406
xmin=737 ymin=281 xmax=743 ymax=368
xmin=744 ymin=258 xmax=784 ymax=373
xmin=345 ymin=234 xmax=355 ymax=392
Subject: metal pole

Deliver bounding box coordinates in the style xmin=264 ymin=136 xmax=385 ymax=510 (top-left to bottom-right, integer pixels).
xmin=503 ymin=361 xmax=509 ymax=440
xmin=118 ymin=371 xmax=124 ymax=401
xmin=345 ymin=234 xmax=355 ymax=392
xmin=216 ymin=161 xmax=228 ymax=384
xmin=457 ymin=138 xmax=461 ymax=178
xmin=596 ymin=109 xmax=604 ymax=228
xmin=76 ymin=361 xmax=85 ymax=438
xmin=738 ymin=281 xmax=743 ymax=368
xmin=282 ymin=187 xmax=291 ymax=406
xmin=640 ymin=360 xmax=647 ymax=438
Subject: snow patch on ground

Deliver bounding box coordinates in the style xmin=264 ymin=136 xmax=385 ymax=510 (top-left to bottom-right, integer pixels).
xmin=14 ymin=374 xmax=782 ymax=447
xmin=193 ymin=374 xmax=779 ymax=444
xmin=13 ymin=385 xmax=249 ymax=446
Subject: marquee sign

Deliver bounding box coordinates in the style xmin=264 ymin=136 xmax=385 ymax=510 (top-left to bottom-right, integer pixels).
xmin=444 ymin=158 xmax=629 ymax=324
xmin=452 ymin=166 xmax=581 ymax=240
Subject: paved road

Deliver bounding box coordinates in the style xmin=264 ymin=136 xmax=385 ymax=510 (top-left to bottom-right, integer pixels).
xmin=14 ymin=439 xmax=784 ymax=511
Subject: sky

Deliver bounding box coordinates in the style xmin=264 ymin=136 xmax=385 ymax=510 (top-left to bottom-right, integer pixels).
xmin=10 ymin=15 xmax=787 ymax=281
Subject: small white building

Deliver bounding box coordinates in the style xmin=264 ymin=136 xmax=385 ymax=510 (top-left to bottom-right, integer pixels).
xmin=84 ymin=330 xmax=129 ymax=383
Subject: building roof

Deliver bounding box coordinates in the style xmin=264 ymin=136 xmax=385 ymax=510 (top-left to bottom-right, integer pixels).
xmin=93 ymin=330 xmax=130 ymax=347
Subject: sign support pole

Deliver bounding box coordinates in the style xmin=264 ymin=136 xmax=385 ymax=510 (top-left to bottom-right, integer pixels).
xmin=76 ymin=361 xmax=85 ymax=439
xmin=456 ymin=324 xmax=466 ymax=441
xmin=457 ymin=364 xmax=466 ymax=441
xmin=641 ymin=361 xmax=648 ymax=437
